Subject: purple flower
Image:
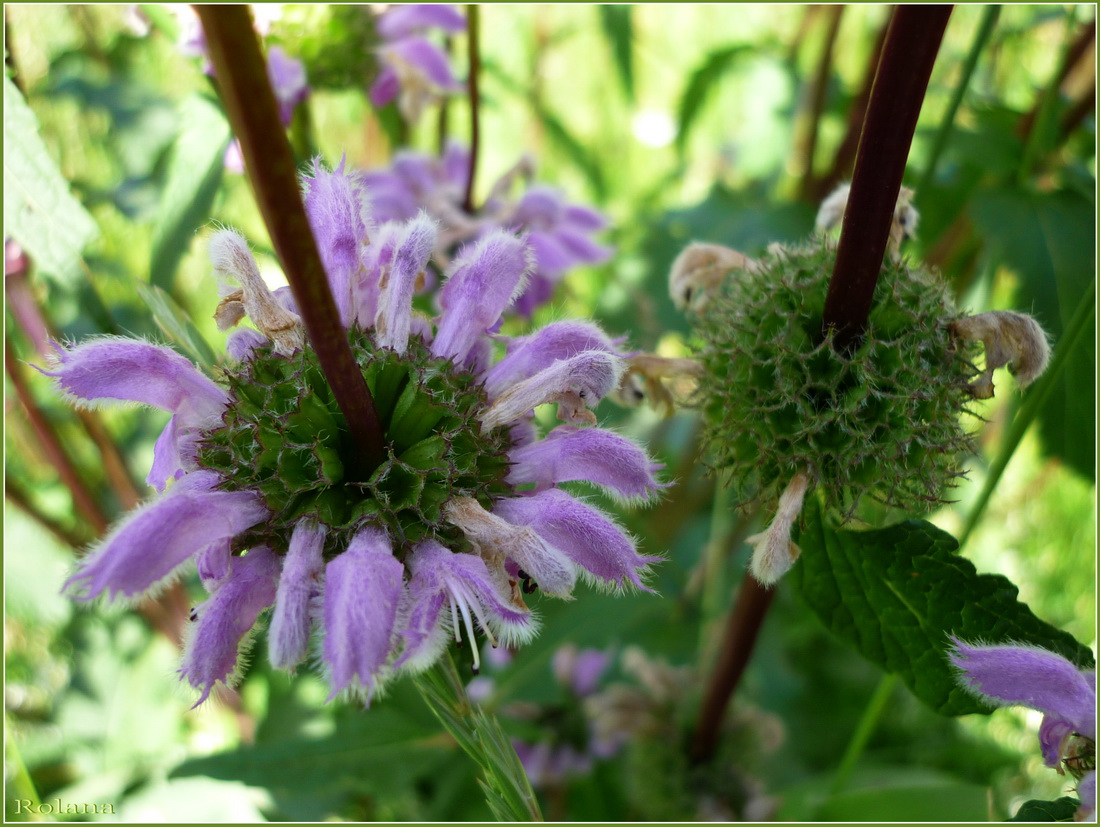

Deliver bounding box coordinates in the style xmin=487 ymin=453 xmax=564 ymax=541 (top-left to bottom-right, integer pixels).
xmin=266 ymin=45 xmax=309 ymax=125
xmin=369 ymin=5 xmax=466 ymax=123
xmin=950 ymin=639 xmax=1096 ymax=821
xmin=46 ymin=159 xmax=660 ymax=705
xmin=360 ymin=144 xmax=613 ymax=317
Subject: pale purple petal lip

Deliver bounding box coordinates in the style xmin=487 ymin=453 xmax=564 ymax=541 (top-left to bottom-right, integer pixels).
xmin=323 ymin=527 xmax=404 ymax=702
xmin=39 ymin=338 xmax=229 ymax=425
xmin=179 ymin=547 xmax=281 ymax=706
xmin=378 ymin=3 xmax=467 ymax=39
xmin=376 ymin=212 xmax=438 ymax=354
xmin=431 ymin=232 xmax=533 ymax=364
xmin=266 ymin=45 xmax=309 ymax=124
xmin=507 ymin=425 xmax=663 ymax=500
xmin=494 ymin=489 xmax=660 ymax=591
xmin=385 ymin=37 xmax=463 ymax=93
xmin=303 ymin=159 xmax=374 ymax=328
xmin=64 ymin=471 xmax=268 ymax=601
xmin=269 ymin=520 xmax=326 ymax=671
xmin=369 ymin=64 xmax=400 ymax=108
xmin=949 ymin=639 xmax=1096 ymax=737
xmin=484 ymin=320 xmax=622 ymax=398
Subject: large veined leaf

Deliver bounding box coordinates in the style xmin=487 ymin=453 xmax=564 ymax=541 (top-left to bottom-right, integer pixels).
xmin=1008 ymin=797 xmax=1082 ymax=822
xmin=789 ymin=498 xmax=1095 ymax=716
xmin=675 ymin=45 xmax=753 ymax=155
xmin=149 ymin=94 xmax=231 ymax=292
xmin=598 ymin=5 xmax=635 ymax=102
xmin=3 ymin=76 xmax=99 ymax=286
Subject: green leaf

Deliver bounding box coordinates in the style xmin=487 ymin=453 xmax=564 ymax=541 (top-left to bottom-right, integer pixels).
xmin=135 ymin=282 xmax=220 ymax=372
xmin=149 ymin=94 xmax=231 ymax=292
xmin=1008 ymin=796 xmax=1081 ymax=822
xmin=816 ymin=780 xmax=990 ymax=821
xmin=597 ymin=6 xmax=634 ymax=102
xmin=676 ymin=45 xmax=753 ymax=154
xmin=3 ymin=76 xmax=99 ymax=286
xmin=970 ymin=186 xmax=1096 ymax=480
xmin=789 ymin=498 xmax=1095 ymax=716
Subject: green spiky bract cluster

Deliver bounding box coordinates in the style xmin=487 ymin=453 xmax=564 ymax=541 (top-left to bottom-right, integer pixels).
xmin=692 ymin=239 xmax=978 ymax=523
xmin=198 ymin=330 xmax=514 ymax=558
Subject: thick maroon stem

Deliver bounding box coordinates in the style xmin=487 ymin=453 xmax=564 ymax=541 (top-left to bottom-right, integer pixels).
xmin=195 ymin=5 xmax=385 ymax=478
xmin=6 ymin=339 xmax=109 ymax=536
xmin=690 ymin=574 xmax=776 ymax=764
xmin=462 ymin=5 xmax=481 ymax=213
xmin=822 ymin=5 xmax=953 ymax=351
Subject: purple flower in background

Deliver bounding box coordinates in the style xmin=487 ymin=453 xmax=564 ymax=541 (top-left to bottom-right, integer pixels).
xmin=224 ymin=45 xmax=310 ymax=174
xmin=950 ymin=638 xmax=1096 ymax=821
xmin=361 ymin=142 xmax=613 ymax=317
xmin=44 ymin=160 xmax=660 ymax=706
xmin=370 ymin=3 xmax=466 ymax=124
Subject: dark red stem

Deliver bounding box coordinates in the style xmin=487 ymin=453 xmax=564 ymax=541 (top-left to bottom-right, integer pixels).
xmin=822 ymin=5 xmax=953 ymax=351
xmin=195 ymin=5 xmax=386 ymax=478
xmin=690 ymin=575 xmax=776 ymax=764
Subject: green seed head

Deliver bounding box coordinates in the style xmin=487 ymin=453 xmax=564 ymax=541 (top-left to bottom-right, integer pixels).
xmin=197 ymin=330 xmax=514 ymax=557
xmin=690 ymin=239 xmax=979 ymax=523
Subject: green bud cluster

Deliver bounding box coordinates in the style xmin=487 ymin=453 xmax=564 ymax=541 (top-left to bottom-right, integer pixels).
xmin=197 ymin=330 xmax=514 ymax=557
xmin=691 ymin=240 xmax=979 ymax=523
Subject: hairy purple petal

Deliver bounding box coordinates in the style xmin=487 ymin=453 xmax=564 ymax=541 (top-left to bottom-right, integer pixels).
xmin=555 ymin=226 xmax=613 ymax=265
xmin=1078 ymin=772 xmax=1096 ymax=821
xmin=64 ymin=471 xmax=267 ymax=601
xmin=481 ymin=350 xmax=624 ymax=430
xmin=323 ymin=527 xmax=404 ymax=701
xmin=225 ymin=327 xmax=269 ymax=361
xmin=369 ymin=64 xmax=400 ymax=108
xmin=484 ymin=321 xmax=621 ymax=397
xmin=267 ymin=45 xmax=309 ymax=124
xmin=195 ymin=538 xmax=232 ymax=588
xmin=527 ymin=232 xmax=575 ymax=277
xmin=1039 ymin=716 xmax=1077 ymax=767
xmin=396 ymin=540 xmax=533 ymax=672
xmin=179 ymin=547 xmax=281 ymax=706
xmin=494 ymin=489 xmax=658 ymax=591
xmin=378 ymin=3 xmax=466 ymax=39
xmin=950 ymin=640 xmax=1096 ymax=738
xmin=507 ymin=426 xmax=662 ymax=500
xmin=562 ymin=204 xmax=609 ymax=232
xmin=384 ymin=37 xmax=463 ymax=93
xmin=376 ymin=212 xmax=437 ymax=353
xmin=552 ymin=644 xmax=610 ymax=697
xmin=147 ymin=414 xmax=184 ymax=492
xmin=41 ymin=338 xmax=228 ymax=426
xmin=303 ymin=159 xmax=374 ymax=328
xmin=432 ymin=232 xmax=533 ymax=363
xmin=269 ymin=520 xmax=326 ymax=671
xmin=513 ymin=187 xmax=564 ymax=229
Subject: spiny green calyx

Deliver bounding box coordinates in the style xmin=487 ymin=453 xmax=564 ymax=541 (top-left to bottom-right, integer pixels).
xmin=197 ymin=330 xmax=514 ymax=557
xmin=691 ymin=239 xmax=979 ymax=523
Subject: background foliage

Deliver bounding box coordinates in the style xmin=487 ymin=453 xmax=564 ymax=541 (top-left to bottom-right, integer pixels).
xmin=4 ymin=4 xmax=1095 ymax=822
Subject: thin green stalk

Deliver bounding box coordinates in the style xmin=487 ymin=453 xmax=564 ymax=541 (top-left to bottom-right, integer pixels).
xmin=414 ymin=651 xmax=543 ymax=821
xmin=195 ymin=5 xmax=386 ymax=479
xmin=958 ymin=279 xmax=1096 ymax=549
xmin=6 ymin=713 xmax=43 ymax=822
xmin=915 ymin=5 xmax=1000 ymax=197
xmin=829 ymin=673 xmax=899 ymax=796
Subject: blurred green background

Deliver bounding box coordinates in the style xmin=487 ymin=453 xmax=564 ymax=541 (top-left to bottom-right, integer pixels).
xmin=4 ymin=4 xmax=1095 ymax=822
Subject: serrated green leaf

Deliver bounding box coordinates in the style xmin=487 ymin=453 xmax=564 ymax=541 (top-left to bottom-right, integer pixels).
xmin=676 ymin=45 xmax=753 ymax=154
xmin=149 ymin=94 xmax=230 ymax=292
xmin=1008 ymin=796 xmax=1081 ymax=822
xmin=135 ymin=282 xmax=220 ymax=372
xmin=790 ymin=498 xmax=1095 ymax=716
xmin=597 ymin=5 xmax=634 ymax=102
xmin=3 ymin=76 xmax=99 ymax=286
